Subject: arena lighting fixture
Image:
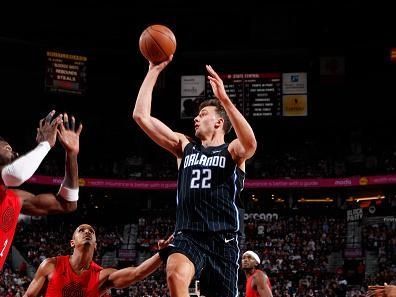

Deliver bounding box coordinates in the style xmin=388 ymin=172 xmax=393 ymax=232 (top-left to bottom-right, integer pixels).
xmin=274 ymin=198 xmax=285 ymax=203
xmin=250 ymin=194 xmax=259 ymax=202
xmin=355 ymin=195 xmax=385 ymax=202
xmin=298 ymin=197 xmax=333 ymax=203
xmin=346 ymin=195 xmax=385 ymax=202
xmin=391 ymin=48 xmax=396 ymax=62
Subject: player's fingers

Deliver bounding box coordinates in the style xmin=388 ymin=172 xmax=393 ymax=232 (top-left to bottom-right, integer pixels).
xmin=51 ymin=114 xmax=63 ymax=127
xmin=58 ymin=121 xmax=66 ymax=133
xmin=63 ymin=113 xmax=69 ymax=130
xmin=157 ymin=240 xmax=165 ymax=249
xmin=57 ymin=130 xmax=64 ymax=142
xmin=166 ymin=234 xmax=174 ymax=244
xmin=76 ymin=123 xmax=83 ymax=136
xmin=209 ymin=80 xmax=217 ymax=90
xmin=70 ymin=116 xmax=76 ymax=131
xmin=207 ymin=65 xmax=222 ymax=82
xmin=45 ymin=110 xmax=56 ymax=123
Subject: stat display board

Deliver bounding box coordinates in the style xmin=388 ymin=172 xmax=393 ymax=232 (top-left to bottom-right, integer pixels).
xmin=181 ymin=72 xmax=307 ymax=118
xmin=45 ymin=51 xmax=87 ymax=95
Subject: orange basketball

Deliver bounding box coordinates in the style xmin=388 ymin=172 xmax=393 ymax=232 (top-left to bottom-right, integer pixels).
xmin=139 ymin=24 xmax=176 ymax=64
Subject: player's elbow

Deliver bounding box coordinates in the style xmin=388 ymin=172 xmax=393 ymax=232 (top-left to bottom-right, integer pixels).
xmin=245 ymin=138 xmax=257 ymax=157
xmin=132 ymin=111 xmax=141 ymax=122
xmin=249 ymin=138 xmax=257 ymax=152
xmin=1 ymin=169 xmax=29 ymax=187
xmin=132 ymin=110 xmax=145 ymax=124
xmin=132 ymin=112 xmax=151 ymax=130
xmin=3 ymin=176 xmax=25 ymax=187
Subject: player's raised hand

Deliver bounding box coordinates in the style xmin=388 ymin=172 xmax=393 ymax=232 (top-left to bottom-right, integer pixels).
xmin=57 ymin=113 xmax=83 ymax=155
xmin=206 ymin=65 xmax=228 ymax=102
xmin=36 ymin=110 xmax=63 ymax=147
xmin=149 ymin=55 xmax=173 ymax=72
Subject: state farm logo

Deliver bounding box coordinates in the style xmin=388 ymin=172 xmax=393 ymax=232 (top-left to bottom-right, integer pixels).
xmin=359 ymin=177 xmax=368 ymax=185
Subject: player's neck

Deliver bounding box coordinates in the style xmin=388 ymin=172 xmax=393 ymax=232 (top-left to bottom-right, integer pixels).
xmin=70 ymin=250 xmax=93 ymax=273
xmin=245 ymin=268 xmax=256 ymax=277
xmin=200 ymin=134 xmax=225 ymax=148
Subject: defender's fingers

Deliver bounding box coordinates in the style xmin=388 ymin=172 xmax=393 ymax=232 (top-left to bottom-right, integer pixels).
xmin=70 ymin=116 xmax=76 ymax=131
xmin=51 ymin=114 xmax=63 ymax=127
xmin=76 ymin=123 xmax=83 ymax=136
xmin=45 ymin=110 xmax=56 ymax=123
xmin=63 ymin=113 xmax=69 ymax=130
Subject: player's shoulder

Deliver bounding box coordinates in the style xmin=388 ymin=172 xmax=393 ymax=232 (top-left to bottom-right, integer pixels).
xmin=175 ymin=132 xmax=190 ymax=142
xmin=38 ymin=257 xmax=57 ymax=274
xmin=254 ymin=269 xmax=267 ymax=278
xmin=177 ymin=134 xmax=195 ymax=150
xmin=90 ymin=260 xmax=105 ymax=272
xmin=173 ymin=132 xmax=191 ymax=156
xmin=44 ymin=256 xmax=58 ymax=265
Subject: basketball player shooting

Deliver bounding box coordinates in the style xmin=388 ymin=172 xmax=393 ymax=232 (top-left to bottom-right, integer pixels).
xmin=133 ymin=57 xmax=257 ymax=297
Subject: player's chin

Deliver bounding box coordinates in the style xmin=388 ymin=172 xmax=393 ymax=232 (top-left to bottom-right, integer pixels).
xmin=0 ymin=156 xmax=12 ymax=166
xmin=194 ymin=130 xmax=202 ymax=138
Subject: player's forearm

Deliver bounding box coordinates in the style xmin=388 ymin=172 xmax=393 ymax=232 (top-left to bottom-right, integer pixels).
xmin=133 ymin=70 xmax=160 ymax=121
xmin=56 ymin=152 xmax=78 ymax=211
xmin=130 ymin=253 xmax=162 ymax=283
xmin=63 ymin=152 xmax=78 ymax=189
xmin=1 ymin=141 xmax=51 ymax=187
xmin=111 ymin=253 xmax=162 ymax=288
xmin=222 ymin=98 xmax=257 ymax=151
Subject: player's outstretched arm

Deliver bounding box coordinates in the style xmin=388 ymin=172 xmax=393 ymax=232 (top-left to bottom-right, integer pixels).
xmin=100 ymin=235 xmax=173 ymax=290
xmin=1 ymin=110 xmax=62 ymax=187
xmin=133 ymin=57 xmax=188 ymax=158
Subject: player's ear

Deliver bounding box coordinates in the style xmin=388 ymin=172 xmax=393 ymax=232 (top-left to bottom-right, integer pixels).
xmin=215 ymin=117 xmax=224 ymax=129
xmin=70 ymin=239 xmax=75 ymax=248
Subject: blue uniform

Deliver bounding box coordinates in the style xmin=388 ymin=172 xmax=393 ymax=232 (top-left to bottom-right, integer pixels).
xmin=165 ymin=142 xmax=245 ymax=297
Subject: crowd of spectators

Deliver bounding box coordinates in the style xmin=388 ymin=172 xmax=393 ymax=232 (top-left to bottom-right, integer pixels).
xmin=2 ymin=209 xmax=395 ymax=296
xmin=0 ymin=266 xmax=30 ymax=297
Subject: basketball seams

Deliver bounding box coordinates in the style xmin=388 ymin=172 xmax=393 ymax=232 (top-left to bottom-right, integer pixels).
xmin=140 ymin=32 xmax=149 ymax=61
xmin=147 ymin=28 xmax=169 ymax=59
xmin=139 ymin=25 xmax=176 ymax=63
xmin=149 ymin=26 xmax=177 ymax=47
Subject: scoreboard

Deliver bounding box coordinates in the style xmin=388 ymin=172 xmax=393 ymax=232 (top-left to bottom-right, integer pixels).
xmin=181 ymin=72 xmax=307 ymax=118
xmin=207 ymin=73 xmax=282 ymax=117
xmin=45 ymin=51 xmax=87 ymax=95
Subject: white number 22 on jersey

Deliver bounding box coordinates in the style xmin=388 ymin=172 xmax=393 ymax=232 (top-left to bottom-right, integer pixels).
xmin=190 ymin=169 xmax=212 ymax=189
